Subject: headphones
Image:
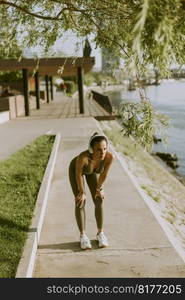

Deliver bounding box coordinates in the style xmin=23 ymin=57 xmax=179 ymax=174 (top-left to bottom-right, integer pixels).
xmin=88 ymin=132 xmax=108 ymax=154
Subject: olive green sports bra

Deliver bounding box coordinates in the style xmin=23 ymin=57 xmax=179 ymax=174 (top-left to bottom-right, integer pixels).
xmin=82 ymin=158 xmax=105 ymax=175
xmin=81 ymin=152 xmax=105 ymax=175
xmin=70 ymin=153 xmax=105 ymax=175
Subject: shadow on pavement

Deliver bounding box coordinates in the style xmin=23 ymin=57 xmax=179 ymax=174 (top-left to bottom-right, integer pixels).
xmin=38 ymin=240 xmax=101 ymax=252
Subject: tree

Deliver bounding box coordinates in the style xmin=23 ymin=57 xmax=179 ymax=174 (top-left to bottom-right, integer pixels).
xmin=0 ymin=0 xmax=184 ymax=75
xmin=0 ymin=5 xmax=22 ymax=58
xmin=0 ymin=0 xmax=184 ymax=149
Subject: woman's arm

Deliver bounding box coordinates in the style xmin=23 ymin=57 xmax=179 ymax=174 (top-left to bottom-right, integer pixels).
xmin=75 ymin=154 xmax=85 ymax=194
xmin=95 ymin=152 xmax=114 ymax=199
xmin=75 ymin=153 xmax=86 ymax=207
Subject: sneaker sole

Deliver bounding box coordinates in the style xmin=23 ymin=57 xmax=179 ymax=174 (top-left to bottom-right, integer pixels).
xmin=81 ymin=247 xmax=92 ymax=250
xmin=98 ymin=244 xmax=108 ymax=248
xmin=80 ymin=243 xmax=92 ymax=250
xmin=96 ymin=239 xmax=108 ymax=248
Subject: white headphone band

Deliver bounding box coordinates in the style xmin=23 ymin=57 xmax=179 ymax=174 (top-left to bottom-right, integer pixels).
xmin=89 ymin=133 xmax=108 ymax=148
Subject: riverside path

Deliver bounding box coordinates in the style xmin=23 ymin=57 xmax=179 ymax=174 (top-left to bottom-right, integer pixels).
xmin=0 ymin=91 xmax=185 ymax=277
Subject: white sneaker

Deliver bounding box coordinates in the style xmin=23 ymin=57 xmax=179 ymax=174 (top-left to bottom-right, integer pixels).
xmin=80 ymin=234 xmax=92 ymax=250
xmin=96 ymin=232 xmax=109 ymax=248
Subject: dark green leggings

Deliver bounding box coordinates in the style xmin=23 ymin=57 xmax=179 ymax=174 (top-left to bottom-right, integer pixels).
xmin=69 ymin=157 xmax=103 ymax=233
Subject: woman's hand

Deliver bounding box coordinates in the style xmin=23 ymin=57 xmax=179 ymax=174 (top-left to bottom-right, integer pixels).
xmin=95 ymin=188 xmax=105 ymax=200
xmin=75 ymin=192 xmax=86 ymax=208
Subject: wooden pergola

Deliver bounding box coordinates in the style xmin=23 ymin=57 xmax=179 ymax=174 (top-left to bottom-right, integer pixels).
xmin=0 ymin=57 xmax=95 ymax=116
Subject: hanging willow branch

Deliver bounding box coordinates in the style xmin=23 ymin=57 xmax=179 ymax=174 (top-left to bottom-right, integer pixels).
xmin=119 ymin=96 xmax=170 ymax=152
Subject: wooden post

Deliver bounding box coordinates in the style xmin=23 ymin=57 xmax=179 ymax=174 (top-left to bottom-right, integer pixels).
xmin=77 ymin=66 xmax=84 ymax=114
xmin=34 ymin=71 xmax=40 ymax=109
xmin=49 ymin=76 xmax=54 ymax=101
xmin=45 ymin=75 xmax=49 ymax=103
xmin=22 ymin=68 xmax=30 ymax=116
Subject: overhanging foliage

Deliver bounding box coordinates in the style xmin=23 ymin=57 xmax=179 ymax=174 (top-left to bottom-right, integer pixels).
xmin=0 ymin=1 xmax=185 ymax=75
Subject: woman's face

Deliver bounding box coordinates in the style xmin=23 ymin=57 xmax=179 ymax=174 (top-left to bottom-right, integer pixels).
xmin=92 ymin=140 xmax=107 ymax=160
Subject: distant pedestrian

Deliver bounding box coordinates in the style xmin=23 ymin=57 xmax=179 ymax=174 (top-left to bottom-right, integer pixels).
xmin=69 ymin=132 xmax=114 ymax=250
xmin=63 ymin=83 xmax=67 ymax=94
xmin=60 ymin=82 xmax=67 ymax=94
xmin=1 ymin=87 xmax=13 ymax=97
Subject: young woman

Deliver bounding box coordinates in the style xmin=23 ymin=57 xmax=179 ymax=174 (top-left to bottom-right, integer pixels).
xmin=69 ymin=132 xmax=114 ymax=250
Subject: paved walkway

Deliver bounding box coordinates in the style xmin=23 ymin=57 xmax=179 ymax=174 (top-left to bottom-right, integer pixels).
xmin=28 ymin=90 xmax=112 ymax=119
xmin=1 ymin=92 xmax=185 ymax=277
xmin=0 ymin=92 xmax=111 ymax=161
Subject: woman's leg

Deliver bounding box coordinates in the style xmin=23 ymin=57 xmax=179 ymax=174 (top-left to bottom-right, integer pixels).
xmin=69 ymin=158 xmax=86 ymax=234
xmin=85 ymin=174 xmax=109 ymax=247
xmin=85 ymin=174 xmax=103 ymax=231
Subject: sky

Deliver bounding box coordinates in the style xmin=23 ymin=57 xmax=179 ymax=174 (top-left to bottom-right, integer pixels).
xmin=54 ymin=34 xmax=102 ymax=71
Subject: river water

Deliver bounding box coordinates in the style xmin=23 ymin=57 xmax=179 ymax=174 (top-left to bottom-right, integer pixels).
xmin=107 ymin=80 xmax=185 ymax=177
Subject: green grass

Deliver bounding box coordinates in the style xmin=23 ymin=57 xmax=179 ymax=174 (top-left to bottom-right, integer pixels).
xmin=0 ymin=135 xmax=55 ymax=278
xmin=141 ymin=185 xmax=161 ymax=203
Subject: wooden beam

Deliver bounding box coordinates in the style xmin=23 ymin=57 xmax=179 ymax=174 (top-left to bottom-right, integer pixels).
xmin=22 ymin=68 xmax=30 ymax=116
xmin=0 ymin=57 xmax=95 ymax=66
xmin=0 ymin=57 xmax=95 ymax=76
xmin=77 ymin=66 xmax=84 ymax=114
xmin=45 ymin=75 xmax=49 ymax=103
xmin=35 ymin=71 xmax=40 ymax=109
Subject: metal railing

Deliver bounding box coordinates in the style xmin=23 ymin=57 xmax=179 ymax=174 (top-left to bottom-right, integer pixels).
xmin=91 ymin=90 xmax=113 ymax=114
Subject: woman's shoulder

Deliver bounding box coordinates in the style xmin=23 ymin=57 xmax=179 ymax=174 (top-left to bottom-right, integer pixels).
xmin=77 ymin=150 xmax=90 ymax=161
xmin=105 ymin=151 xmax=115 ymax=163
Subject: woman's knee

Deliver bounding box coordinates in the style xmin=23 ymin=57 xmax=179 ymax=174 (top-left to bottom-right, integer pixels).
xmin=94 ymin=196 xmax=103 ymax=207
xmin=75 ymin=201 xmax=86 ymax=210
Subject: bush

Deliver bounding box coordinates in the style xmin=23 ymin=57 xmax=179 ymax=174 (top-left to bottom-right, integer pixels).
xmin=84 ymin=71 xmax=120 ymax=87
xmin=64 ymin=80 xmax=77 ymax=94
xmin=0 ymin=71 xmax=22 ymax=82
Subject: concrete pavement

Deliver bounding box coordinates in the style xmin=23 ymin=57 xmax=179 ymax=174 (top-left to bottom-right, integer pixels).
xmin=32 ymin=118 xmax=185 ymax=277
xmin=1 ymin=94 xmax=185 ymax=277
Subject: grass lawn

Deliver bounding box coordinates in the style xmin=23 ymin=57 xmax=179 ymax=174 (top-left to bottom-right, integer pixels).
xmin=0 ymin=135 xmax=55 ymax=278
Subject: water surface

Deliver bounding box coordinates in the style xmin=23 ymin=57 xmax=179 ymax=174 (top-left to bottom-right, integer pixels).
xmin=107 ymin=80 xmax=185 ymax=176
